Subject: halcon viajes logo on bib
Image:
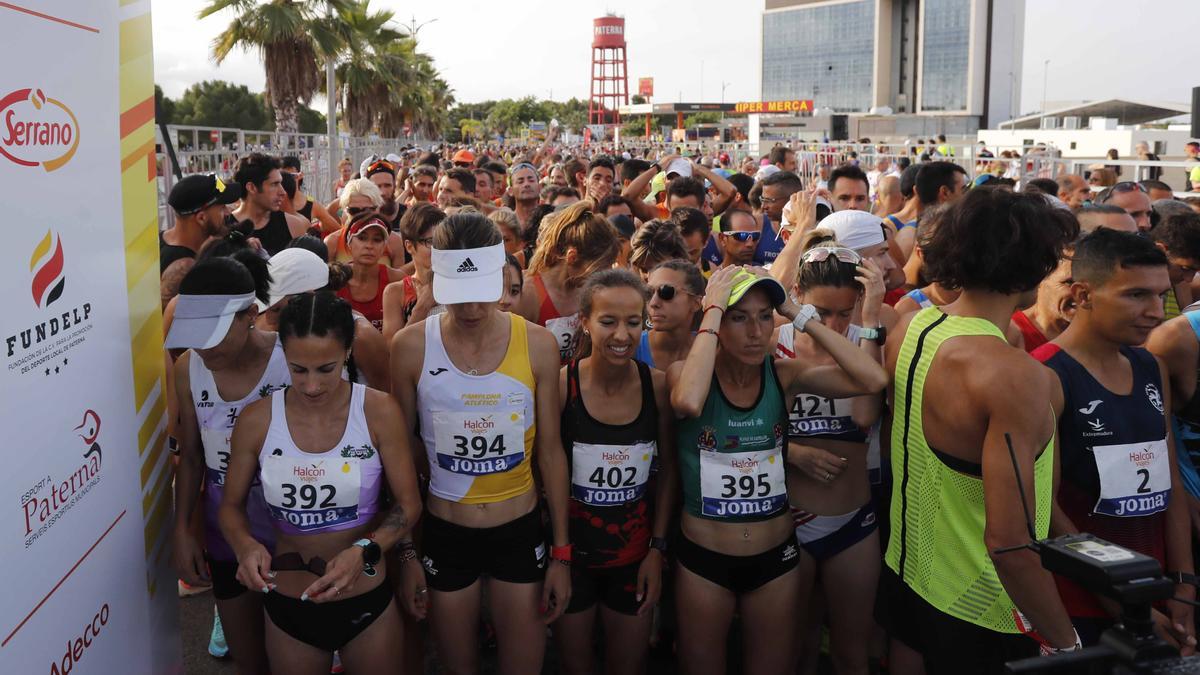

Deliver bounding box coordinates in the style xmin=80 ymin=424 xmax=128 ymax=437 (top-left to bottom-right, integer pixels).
xmin=0 ymin=88 xmax=80 ymax=171
xmin=30 ymin=229 xmax=65 ymax=308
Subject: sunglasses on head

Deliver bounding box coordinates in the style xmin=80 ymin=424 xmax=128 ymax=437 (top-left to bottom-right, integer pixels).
xmin=722 ymin=230 xmax=762 ymax=243
xmin=801 ymin=246 xmax=862 ymax=265
xmin=1097 ymin=181 xmax=1148 ymax=204
xmin=650 ymin=284 xmax=698 ymax=301
xmin=367 ymin=160 xmax=396 ymax=175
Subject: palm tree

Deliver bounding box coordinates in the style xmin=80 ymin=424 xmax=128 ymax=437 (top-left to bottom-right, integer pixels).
xmin=325 ymin=1 xmax=406 ymax=136
xmin=199 ymin=0 xmax=348 ymax=135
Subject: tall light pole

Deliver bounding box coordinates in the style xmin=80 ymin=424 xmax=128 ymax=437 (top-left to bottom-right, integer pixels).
xmin=325 ymin=6 xmax=338 ymax=200
xmin=1040 ymin=59 xmax=1050 ymax=129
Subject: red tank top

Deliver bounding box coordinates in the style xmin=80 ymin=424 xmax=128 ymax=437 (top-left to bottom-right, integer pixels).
xmin=1011 ymin=310 xmax=1048 ymax=353
xmin=883 ymin=287 xmax=907 ymax=307
xmin=337 ymin=265 xmax=388 ymax=331
xmin=532 ymin=275 xmax=580 ymax=364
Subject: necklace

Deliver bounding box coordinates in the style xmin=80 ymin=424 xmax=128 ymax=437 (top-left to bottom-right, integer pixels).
xmin=467 ymin=368 xmax=479 ymax=376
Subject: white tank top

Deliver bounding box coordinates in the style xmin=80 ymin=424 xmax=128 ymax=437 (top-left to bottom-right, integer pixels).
xmin=189 ymin=333 xmax=289 ymax=559
xmin=416 ymin=314 xmax=537 ymax=504
xmin=190 ymin=334 xmax=290 ymax=486
xmin=258 ymin=383 xmax=384 ymax=534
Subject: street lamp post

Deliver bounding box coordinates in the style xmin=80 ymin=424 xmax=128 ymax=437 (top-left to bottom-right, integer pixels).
xmin=1040 ymin=59 xmax=1050 ymax=129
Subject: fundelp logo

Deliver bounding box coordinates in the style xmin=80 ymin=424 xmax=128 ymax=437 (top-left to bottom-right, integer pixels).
xmin=0 ymin=88 xmax=80 ymax=171
xmin=30 ymin=229 xmax=65 ymax=308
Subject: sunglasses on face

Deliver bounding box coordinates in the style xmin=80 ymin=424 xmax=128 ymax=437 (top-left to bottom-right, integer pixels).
xmin=650 ymin=284 xmax=697 ymax=301
xmin=801 ymin=246 xmax=862 ymax=265
xmin=346 ymin=206 xmax=372 ymax=217
xmin=721 ymin=230 xmax=762 ymax=243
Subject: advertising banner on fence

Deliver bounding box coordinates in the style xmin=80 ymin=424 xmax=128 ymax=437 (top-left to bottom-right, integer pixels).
xmin=0 ymin=2 xmax=179 ymax=674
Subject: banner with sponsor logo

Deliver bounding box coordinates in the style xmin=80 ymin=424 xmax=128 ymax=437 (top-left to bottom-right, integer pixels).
xmin=0 ymin=3 xmax=179 ymax=674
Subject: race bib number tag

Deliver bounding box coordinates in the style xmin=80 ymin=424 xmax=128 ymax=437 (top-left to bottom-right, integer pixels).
xmin=262 ymin=456 xmax=361 ymax=532
xmin=545 ymin=314 xmax=580 ymax=363
xmin=699 ymin=447 xmax=786 ymax=518
xmin=201 ymin=427 xmax=231 ymax=486
xmin=571 ymin=441 xmax=655 ymax=506
xmin=433 ymin=411 xmax=526 ymax=476
xmin=1092 ymin=439 xmax=1170 ymax=517
xmin=788 ymin=394 xmax=855 ymax=437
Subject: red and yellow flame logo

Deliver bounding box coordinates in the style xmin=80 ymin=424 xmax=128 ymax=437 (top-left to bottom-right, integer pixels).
xmin=30 ymin=229 xmax=65 ymax=308
xmin=0 ymin=88 xmax=80 ymax=172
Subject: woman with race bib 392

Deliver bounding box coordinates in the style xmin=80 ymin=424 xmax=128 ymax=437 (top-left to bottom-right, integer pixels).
xmin=391 ymin=212 xmax=573 ymax=675
xmin=220 ymin=291 xmax=422 ymax=673
xmin=668 ymin=266 xmax=888 ymax=675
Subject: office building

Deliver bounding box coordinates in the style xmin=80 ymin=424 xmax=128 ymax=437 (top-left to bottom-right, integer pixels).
xmin=761 ymin=0 xmax=1024 ymax=132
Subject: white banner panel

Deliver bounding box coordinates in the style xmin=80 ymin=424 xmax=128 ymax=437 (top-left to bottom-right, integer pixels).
xmin=0 ymin=2 xmax=179 ymax=673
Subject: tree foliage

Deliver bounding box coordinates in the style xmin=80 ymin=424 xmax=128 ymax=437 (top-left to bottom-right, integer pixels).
xmin=156 ymin=80 xmax=326 ymax=134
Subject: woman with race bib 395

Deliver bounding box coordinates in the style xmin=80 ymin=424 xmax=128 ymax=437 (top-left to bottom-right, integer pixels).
xmin=668 ymin=266 xmax=888 ymax=675
xmin=391 ymin=212 xmax=572 ymax=675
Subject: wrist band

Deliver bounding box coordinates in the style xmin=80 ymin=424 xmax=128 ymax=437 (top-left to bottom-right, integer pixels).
xmin=697 ymin=328 xmax=719 ymax=338
xmin=551 ymin=544 xmax=572 ymax=563
xmin=703 ymin=304 xmax=725 ymax=316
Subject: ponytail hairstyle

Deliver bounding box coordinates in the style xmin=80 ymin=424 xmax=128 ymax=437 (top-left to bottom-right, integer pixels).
xmin=795 ymin=227 xmax=861 ymax=293
xmin=196 ymin=230 xmax=272 ymax=305
xmin=527 ymin=200 xmax=620 ymax=288
xmin=573 ymin=268 xmax=647 ymax=360
xmin=629 ymin=219 xmax=688 ymax=275
xmin=278 ymin=290 xmax=359 ymax=382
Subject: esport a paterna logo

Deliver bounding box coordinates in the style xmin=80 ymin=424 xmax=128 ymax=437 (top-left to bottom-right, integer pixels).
xmin=0 ymin=88 xmax=79 ymax=172
xmin=20 ymin=410 xmax=104 ymax=549
xmin=5 ymin=229 xmax=95 ymax=379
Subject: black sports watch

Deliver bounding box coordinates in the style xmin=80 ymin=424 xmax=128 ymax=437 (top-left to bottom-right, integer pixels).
xmin=649 ymin=537 xmax=669 ymax=554
xmin=651 ymin=162 xmax=662 ymax=173
xmin=353 ymin=538 xmax=383 ymax=567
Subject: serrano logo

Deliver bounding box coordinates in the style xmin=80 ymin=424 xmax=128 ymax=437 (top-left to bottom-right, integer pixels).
xmin=0 ymin=88 xmax=80 ymax=171
xmin=30 ymin=229 xmax=66 ymax=308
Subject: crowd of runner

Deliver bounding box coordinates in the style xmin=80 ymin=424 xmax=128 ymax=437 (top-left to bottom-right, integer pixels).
xmin=158 ymin=138 xmax=1200 ymax=674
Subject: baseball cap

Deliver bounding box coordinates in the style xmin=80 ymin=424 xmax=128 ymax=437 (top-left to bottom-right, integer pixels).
xmin=385 ymin=153 xmax=402 ymax=165
xmin=727 ymin=269 xmax=787 ymax=308
xmin=165 ymin=292 xmax=256 ymax=350
xmin=431 ymin=242 xmax=506 ymax=305
xmin=665 ymin=158 xmax=693 ymax=179
xmin=257 ymin=248 xmax=330 ymax=311
xmin=609 ymin=214 xmax=636 ymax=240
xmin=821 ymin=210 xmax=887 ymax=251
xmin=346 ymin=216 xmax=389 ymax=240
xmin=168 ymin=174 xmax=243 ymax=216
xmin=452 ymin=149 xmax=476 ymax=164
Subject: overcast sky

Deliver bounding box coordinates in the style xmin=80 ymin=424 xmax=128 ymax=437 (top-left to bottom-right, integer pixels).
xmin=153 ymin=0 xmax=1194 ymax=117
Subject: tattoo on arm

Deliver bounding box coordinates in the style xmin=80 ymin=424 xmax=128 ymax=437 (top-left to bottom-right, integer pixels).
xmin=380 ymin=503 xmax=408 ymax=532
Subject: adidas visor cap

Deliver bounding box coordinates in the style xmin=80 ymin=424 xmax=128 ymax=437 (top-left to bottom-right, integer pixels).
xmin=430 ymin=242 xmax=505 ymax=305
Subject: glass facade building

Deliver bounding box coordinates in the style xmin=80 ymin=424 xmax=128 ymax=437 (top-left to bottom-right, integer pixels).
xmin=761 ymin=1 xmax=876 ymax=113
xmin=920 ymin=0 xmax=971 ymax=111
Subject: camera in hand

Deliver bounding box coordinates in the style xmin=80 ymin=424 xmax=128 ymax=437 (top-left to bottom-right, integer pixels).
xmin=999 ymin=434 xmax=1200 ymax=674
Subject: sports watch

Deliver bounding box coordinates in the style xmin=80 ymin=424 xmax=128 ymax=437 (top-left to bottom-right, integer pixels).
xmin=353 ymin=538 xmax=382 ymax=576
xmin=858 ymin=325 xmax=887 ymax=345
xmin=649 ymin=537 xmax=669 ymax=554
xmin=791 ymin=304 xmax=819 ymax=333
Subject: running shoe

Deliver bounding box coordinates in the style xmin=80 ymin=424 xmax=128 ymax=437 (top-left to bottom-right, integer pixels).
xmin=208 ymin=609 xmax=229 ymax=659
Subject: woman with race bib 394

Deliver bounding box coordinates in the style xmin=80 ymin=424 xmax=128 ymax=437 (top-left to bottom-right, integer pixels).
xmin=668 ymin=266 xmax=888 ymax=675
xmin=391 ymin=212 xmax=573 ymax=675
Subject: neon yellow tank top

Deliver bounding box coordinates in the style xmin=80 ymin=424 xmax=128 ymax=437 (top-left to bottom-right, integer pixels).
xmin=885 ymin=308 xmax=1053 ymax=633
xmin=1164 ymin=287 xmax=1181 ymax=322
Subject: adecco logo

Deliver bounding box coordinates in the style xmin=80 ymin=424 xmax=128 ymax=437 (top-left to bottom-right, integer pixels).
xmin=0 ymin=88 xmax=79 ymax=172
